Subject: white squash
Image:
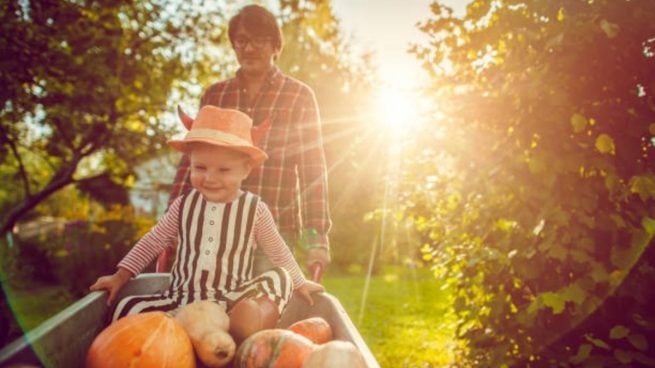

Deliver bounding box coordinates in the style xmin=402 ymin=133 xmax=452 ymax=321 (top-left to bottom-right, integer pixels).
xmin=302 ymin=340 xmax=367 ymax=368
xmin=174 ymin=301 xmax=235 ymax=368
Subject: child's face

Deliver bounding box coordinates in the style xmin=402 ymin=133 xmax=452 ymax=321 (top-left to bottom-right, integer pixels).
xmin=189 ymin=144 xmax=252 ymax=203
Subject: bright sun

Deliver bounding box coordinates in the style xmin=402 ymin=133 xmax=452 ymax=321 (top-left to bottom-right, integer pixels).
xmin=373 ymin=82 xmax=426 ymax=134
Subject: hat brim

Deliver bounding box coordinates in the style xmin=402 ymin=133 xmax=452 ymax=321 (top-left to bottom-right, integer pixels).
xmin=168 ymin=138 xmax=268 ymax=166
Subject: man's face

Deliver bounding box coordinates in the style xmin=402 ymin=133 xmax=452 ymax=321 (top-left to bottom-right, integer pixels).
xmin=232 ymin=26 xmax=278 ymax=77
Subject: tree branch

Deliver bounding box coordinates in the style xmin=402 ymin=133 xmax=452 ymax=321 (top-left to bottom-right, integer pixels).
xmin=0 ymin=158 xmax=81 ymax=236
xmin=0 ymin=125 xmax=32 ymax=198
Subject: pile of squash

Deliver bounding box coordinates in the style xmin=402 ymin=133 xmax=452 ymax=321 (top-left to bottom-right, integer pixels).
xmin=85 ymin=301 xmax=367 ymax=368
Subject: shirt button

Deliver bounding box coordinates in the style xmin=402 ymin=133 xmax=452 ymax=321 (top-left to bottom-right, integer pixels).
xmin=208 ymin=237 xmax=214 ymax=242
xmin=205 ymin=250 xmax=210 ymax=255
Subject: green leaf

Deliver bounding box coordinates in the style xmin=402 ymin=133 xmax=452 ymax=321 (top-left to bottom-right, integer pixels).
xmin=630 ymin=175 xmax=655 ymax=202
xmin=595 ymin=134 xmax=615 ymax=155
xmin=569 ymin=343 xmax=592 ymax=365
xmin=495 ymin=218 xmax=517 ymax=231
xmin=562 ymin=284 xmax=586 ymax=306
xmin=613 ymin=349 xmax=633 ymax=365
xmin=585 ymin=334 xmax=610 ymax=350
xmin=609 ymin=325 xmax=630 ymax=339
xmin=557 ymin=7 xmax=565 ymax=22
xmin=627 ymin=334 xmax=648 ymax=351
xmin=570 ymin=113 xmax=587 ymax=133
xmin=642 ymin=216 xmax=655 ymax=236
xmin=542 ymin=292 xmax=565 ymax=314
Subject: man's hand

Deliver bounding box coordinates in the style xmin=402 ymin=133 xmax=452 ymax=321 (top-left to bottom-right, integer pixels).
xmin=305 ymin=247 xmax=330 ymax=282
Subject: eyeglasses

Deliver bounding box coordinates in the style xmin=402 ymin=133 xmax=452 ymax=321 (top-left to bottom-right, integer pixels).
xmin=232 ymin=36 xmax=272 ymax=50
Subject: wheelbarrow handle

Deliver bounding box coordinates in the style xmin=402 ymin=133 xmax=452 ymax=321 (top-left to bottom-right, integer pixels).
xmin=310 ymin=263 xmax=323 ymax=282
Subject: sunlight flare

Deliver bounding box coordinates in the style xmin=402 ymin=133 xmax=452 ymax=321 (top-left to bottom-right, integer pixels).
xmin=372 ymin=81 xmax=431 ymax=141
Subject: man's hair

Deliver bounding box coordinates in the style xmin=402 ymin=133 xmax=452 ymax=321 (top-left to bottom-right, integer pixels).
xmin=228 ymin=5 xmax=284 ymax=52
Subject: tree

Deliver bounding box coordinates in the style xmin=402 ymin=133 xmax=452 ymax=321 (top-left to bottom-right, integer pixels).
xmin=0 ymin=0 xmax=228 ymax=235
xmin=401 ymin=0 xmax=655 ymax=365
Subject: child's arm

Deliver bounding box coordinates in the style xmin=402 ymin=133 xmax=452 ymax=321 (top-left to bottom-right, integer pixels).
xmin=89 ymin=197 xmax=182 ymax=305
xmin=89 ymin=267 xmax=133 ymax=305
xmin=254 ymin=202 xmax=324 ymax=304
xmin=117 ymin=197 xmax=182 ymax=276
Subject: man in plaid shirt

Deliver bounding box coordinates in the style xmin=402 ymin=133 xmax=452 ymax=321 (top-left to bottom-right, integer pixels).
xmin=159 ymin=4 xmax=331 ymax=279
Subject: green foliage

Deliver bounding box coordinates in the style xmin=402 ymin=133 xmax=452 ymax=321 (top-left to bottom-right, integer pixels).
xmin=3 ymin=204 xmax=155 ymax=298
xmin=0 ymin=0 xmax=227 ymax=234
xmin=398 ymin=0 xmax=655 ymax=365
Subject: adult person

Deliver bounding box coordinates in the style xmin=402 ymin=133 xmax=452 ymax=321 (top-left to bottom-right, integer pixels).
xmin=158 ymin=4 xmax=331 ymax=280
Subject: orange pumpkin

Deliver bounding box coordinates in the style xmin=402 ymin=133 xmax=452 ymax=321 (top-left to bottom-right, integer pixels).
xmin=234 ymin=328 xmax=315 ymax=368
xmin=288 ymin=317 xmax=333 ymax=344
xmin=86 ymin=311 xmax=195 ymax=368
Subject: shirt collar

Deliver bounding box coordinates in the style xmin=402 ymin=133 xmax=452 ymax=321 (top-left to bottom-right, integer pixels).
xmin=236 ymin=66 xmax=283 ymax=88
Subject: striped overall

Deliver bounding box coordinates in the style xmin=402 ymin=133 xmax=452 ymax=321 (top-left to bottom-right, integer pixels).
xmin=112 ymin=190 xmax=294 ymax=322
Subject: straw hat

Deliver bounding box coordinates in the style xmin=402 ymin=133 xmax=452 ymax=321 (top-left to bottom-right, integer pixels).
xmin=168 ymin=105 xmax=269 ymax=166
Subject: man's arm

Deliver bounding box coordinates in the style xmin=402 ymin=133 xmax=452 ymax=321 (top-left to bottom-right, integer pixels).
xmin=296 ymin=86 xmax=332 ymax=277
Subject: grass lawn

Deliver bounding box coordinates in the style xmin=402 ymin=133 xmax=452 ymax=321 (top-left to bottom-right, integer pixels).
xmin=2 ymin=282 xmax=75 ymax=343
xmin=322 ymin=266 xmax=457 ymax=367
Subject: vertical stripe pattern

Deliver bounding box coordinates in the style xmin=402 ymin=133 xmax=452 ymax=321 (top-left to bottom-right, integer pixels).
xmin=112 ymin=190 xmax=293 ymax=321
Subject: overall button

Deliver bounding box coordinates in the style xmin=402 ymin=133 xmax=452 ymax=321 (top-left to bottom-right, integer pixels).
xmin=211 ymin=206 xmax=216 ymax=211
xmin=209 ymin=220 xmax=215 ymax=225
xmin=208 ymin=237 xmax=214 ymax=242
xmin=205 ymin=250 xmax=210 ymax=255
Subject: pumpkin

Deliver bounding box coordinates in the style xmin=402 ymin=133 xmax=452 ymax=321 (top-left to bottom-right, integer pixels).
xmin=229 ymin=297 xmax=280 ymax=344
xmin=174 ymin=301 xmax=236 ymax=368
xmin=288 ymin=317 xmax=333 ymax=344
xmin=234 ymin=328 xmax=316 ymax=368
xmin=85 ymin=311 xmax=195 ymax=368
xmin=302 ymin=340 xmax=367 ymax=368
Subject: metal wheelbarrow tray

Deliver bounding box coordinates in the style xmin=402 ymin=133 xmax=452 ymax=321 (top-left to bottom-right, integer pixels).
xmin=0 ymin=273 xmax=379 ymax=367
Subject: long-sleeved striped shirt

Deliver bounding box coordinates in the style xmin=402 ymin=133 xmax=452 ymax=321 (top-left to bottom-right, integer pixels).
xmin=168 ymin=67 xmax=331 ymax=248
xmin=119 ymin=190 xmax=306 ymax=289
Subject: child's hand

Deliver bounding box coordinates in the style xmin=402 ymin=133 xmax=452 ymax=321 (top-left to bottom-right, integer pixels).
xmin=89 ymin=268 xmax=132 ymax=306
xmin=295 ymin=280 xmax=325 ymax=306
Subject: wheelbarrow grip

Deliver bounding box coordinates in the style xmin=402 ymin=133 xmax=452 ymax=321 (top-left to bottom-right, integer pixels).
xmin=310 ymin=263 xmax=323 ymax=282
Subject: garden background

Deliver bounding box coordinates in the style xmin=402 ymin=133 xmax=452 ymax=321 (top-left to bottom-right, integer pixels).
xmin=1 ymin=0 xmax=654 ymax=367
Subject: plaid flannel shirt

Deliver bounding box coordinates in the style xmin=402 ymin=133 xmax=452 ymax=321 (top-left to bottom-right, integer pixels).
xmin=169 ymin=67 xmax=331 ymax=248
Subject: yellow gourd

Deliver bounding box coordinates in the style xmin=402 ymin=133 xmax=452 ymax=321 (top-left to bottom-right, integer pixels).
xmin=174 ymin=301 xmax=236 ymax=368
